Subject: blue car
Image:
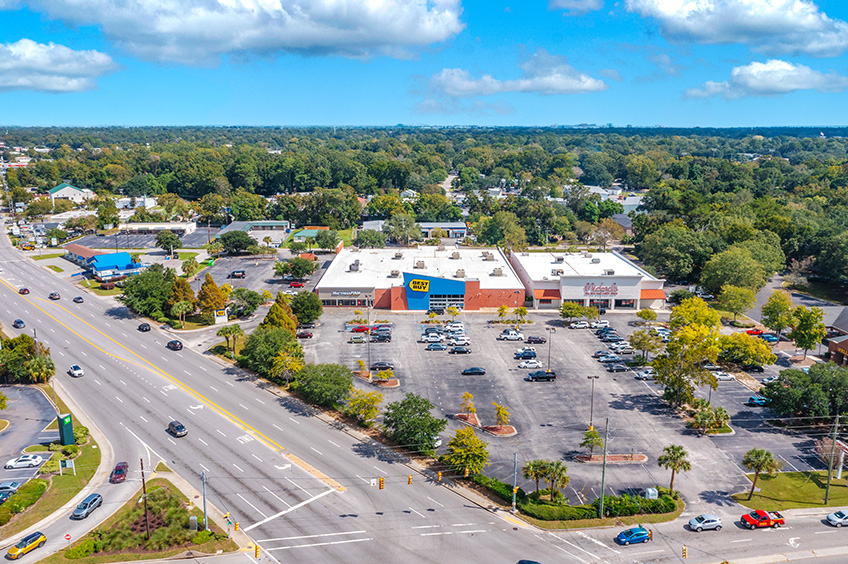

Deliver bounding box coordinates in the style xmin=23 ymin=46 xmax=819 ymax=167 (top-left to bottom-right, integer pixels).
xmin=759 ymin=334 xmax=779 ymax=343
xmin=747 ymin=396 xmax=769 ymax=407
xmin=616 ymin=526 xmax=651 ymax=545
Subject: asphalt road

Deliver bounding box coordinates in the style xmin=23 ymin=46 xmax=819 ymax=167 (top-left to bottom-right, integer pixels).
xmin=2 ymin=224 xmax=848 ymax=563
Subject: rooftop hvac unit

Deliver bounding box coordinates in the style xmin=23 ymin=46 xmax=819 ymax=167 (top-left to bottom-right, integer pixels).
xmin=451 ymin=252 xmax=460 ymax=259
xmin=493 ymin=268 xmax=503 ymax=276
xmin=582 ymin=251 xmax=590 ymax=257
xmin=349 ymin=263 xmax=360 ymax=272
xmin=390 ymin=270 xmax=400 ymax=278
xmin=415 ymin=260 xmax=425 ymax=269
xmin=350 ymin=246 xmax=360 ymax=252
xmin=455 ymin=269 xmax=466 ymax=278
xmin=591 ymin=257 xmax=601 ymax=264
xmin=394 ymin=252 xmax=403 ymax=259
xmin=551 ymin=269 xmax=564 ymax=276
xmin=521 ymin=252 xmax=529 ymax=256
xmin=604 ymin=269 xmax=615 ymax=275
xmin=554 ymin=256 xmax=564 ymax=263
xmin=437 ymin=245 xmax=446 ymax=251
xmin=485 ymin=254 xmax=496 ymax=261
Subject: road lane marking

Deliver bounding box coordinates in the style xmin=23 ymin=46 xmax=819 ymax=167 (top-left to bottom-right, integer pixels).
xmin=631 ymin=550 xmax=664 ymax=555
xmin=355 ymin=475 xmax=369 ymax=484
xmin=258 ymin=529 xmax=366 ymax=542
xmin=226 ymin=381 xmax=234 ymax=387
xmin=251 ymin=453 xmax=263 ymax=462
xmin=94 ymin=380 xmax=100 ymax=386
xmin=373 ymin=465 xmax=387 ymax=475
xmin=233 ymin=463 xmax=244 ymax=473
xmin=57 ymin=351 xmax=64 ymax=356
xmin=244 ymin=489 xmax=335 ymax=532
xmin=288 ymin=417 xmax=300 ymax=425
xmin=139 ymin=344 xmax=146 ymax=349
xmin=167 ymin=437 xmax=176 ymax=445
xmin=115 ymin=396 xmax=123 ymax=403
xmin=815 ymin=530 xmax=838 ymax=534
xmin=240 ymin=404 xmax=248 ymax=410
xmin=456 ymin=530 xmax=487 ymax=534
xmin=421 ymin=532 xmax=451 ymax=537
xmin=120 ymin=379 xmax=126 ymax=386
xmin=261 ymin=485 xmax=291 ymax=508
xmin=266 ymin=537 xmax=372 ymax=551
xmin=184 ymin=370 xmax=191 ymax=375
xmin=327 ymin=440 xmax=341 ymax=448
xmin=273 ymin=424 xmax=284 ymax=432
xmin=576 ymin=531 xmax=620 ymax=554
xmin=426 ymin=497 xmax=444 ymax=507
xmin=99 ymin=364 xmax=105 ymax=370
xmin=236 ymin=493 xmax=267 ymax=519
xmin=409 ymin=507 xmax=426 ymax=519
xmin=198 ymin=438 xmax=208 ymax=446
xmin=216 ymin=430 xmax=226 ymax=437
xmin=142 ymin=396 xmax=150 ymax=402
xmin=412 ymin=525 xmax=439 ymax=529
xmin=285 ymin=476 xmax=311 ymax=496
xmin=80 ymin=351 xmax=87 ymax=356
xmin=730 ymin=539 xmax=752 ymax=543
xmin=255 ymin=398 xmax=265 ymax=404
xmin=140 ymin=416 xmax=148 ymax=423
xmin=199 ymin=463 xmax=210 ymax=472
xmin=310 ymin=447 xmax=322 ymax=456
xmin=210 ymin=386 xmax=218 ymax=392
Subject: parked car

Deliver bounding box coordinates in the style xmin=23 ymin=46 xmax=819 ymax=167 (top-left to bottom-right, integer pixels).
xmin=296 ymin=331 xmax=313 ymax=339
xmin=714 ymin=371 xmax=735 ymax=381
xmin=635 ymin=369 xmax=655 ymax=380
xmin=746 ymin=328 xmax=764 ymax=335
xmin=5 ymin=455 xmax=43 ymax=469
xmin=371 ymin=362 xmax=394 ymax=371
xmin=228 ymin=270 xmax=246 ymax=278
xmin=598 ymin=355 xmax=620 ymax=363
xmin=0 ymin=481 xmax=22 ymax=494
xmin=17 ymin=288 xmax=29 ymax=295
xmin=168 ymin=421 xmax=188 ymax=437
xmin=461 ymin=367 xmax=486 ymax=375
xmin=747 ymin=396 xmax=769 ymax=407
xmin=298 ymin=322 xmax=317 ymax=329
xmin=596 ymin=327 xmax=616 ymax=335
xmin=703 ymin=363 xmax=721 ymax=371
xmin=138 ymin=322 xmax=151 ymax=332
xmin=514 ymin=350 xmax=536 ymax=360
xmin=425 ymin=343 xmax=447 ymax=351
xmin=166 ymin=340 xmax=183 ymax=351
xmin=497 ymin=331 xmax=524 ymax=341
xmin=289 ymin=282 xmax=305 ymax=288
xmin=613 ymin=346 xmax=634 ymax=355
xmin=527 ymin=370 xmax=556 ymax=382
xmin=741 ymin=510 xmax=784 ymax=529
xmin=422 ymin=334 xmax=446 ymax=343
xmin=71 ymin=493 xmax=102 ymax=520
xmin=602 ymin=335 xmax=624 ymax=343
xmin=592 ymin=350 xmax=610 ymax=358
xmin=515 ymin=346 xmax=537 ymax=354
xmin=351 ymin=325 xmax=370 ymax=333
xmin=68 ymin=365 xmax=85 ymax=377
xmin=349 ymin=335 xmax=367 ymax=344
xmin=689 ymin=513 xmax=722 ymax=532
xmin=73 ymin=296 xmax=84 ymax=303
xmin=428 ymin=308 xmax=445 ymax=315
xmin=371 ymin=335 xmax=391 ymax=343
xmin=110 ymin=462 xmax=128 ymax=483
xmin=760 ymin=334 xmax=779 ymax=343
xmin=591 ymin=320 xmax=610 ymax=328
xmin=450 ymin=346 xmax=472 ymax=355
xmin=447 ymin=337 xmax=471 ymax=346
xmin=6 ymin=531 xmax=46 ymax=560
xmin=0 ymin=492 xmax=12 ymax=505
xmin=12 ymin=319 xmax=25 ymax=329
xmin=762 ymin=375 xmax=779 ymax=384
xmin=607 ymin=364 xmax=629 ymax=373
xmin=518 ymin=360 xmax=543 ymax=369
xmin=827 ymin=510 xmax=848 ymax=527
xmin=423 ymin=327 xmax=443 ymax=335
xmin=616 ymin=525 xmax=651 ymax=545
xmin=743 ymin=364 xmax=765 ymax=373
xmin=526 ymin=336 xmax=546 ymax=344
xmin=48 ymin=292 xmax=60 ymax=300
xmin=570 ymin=321 xmax=589 ymax=329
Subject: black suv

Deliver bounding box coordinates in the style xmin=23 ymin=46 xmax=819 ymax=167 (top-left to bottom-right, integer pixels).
xmin=371 ymin=335 xmax=391 ymax=343
xmin=138 ymin=322 xmax=151 ymax=332
xmin=166 ymin=340 xmax=183 ymax=351
xmin=229 ymin=270 xmax=246 ymax=278
xmin=527 ymin=370 xmax=556 ymax=382
xmin=526 ymin=336 xmax=546 ymax=344
xmin=168 ymin=421 xmax=187 ymax=437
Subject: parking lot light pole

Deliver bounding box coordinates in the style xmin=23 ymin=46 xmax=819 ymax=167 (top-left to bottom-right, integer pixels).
xmin=588 ymin=375 xmax=600 ymax=430
xmin=546 ymin=327 xmax=553 ymax=369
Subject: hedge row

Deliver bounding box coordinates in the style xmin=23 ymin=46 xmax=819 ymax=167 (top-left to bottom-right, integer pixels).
xmin=470 ymin=474 xmax=526 ymax=504
xmin=593 ymin=493 xmax=676 ymax=517
xmin=0 ymin=479 xmax=48 ymax=525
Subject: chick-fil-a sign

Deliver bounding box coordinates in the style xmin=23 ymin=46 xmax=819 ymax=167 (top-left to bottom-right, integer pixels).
xmin=584 ymin=283 xmax=618 ymax=296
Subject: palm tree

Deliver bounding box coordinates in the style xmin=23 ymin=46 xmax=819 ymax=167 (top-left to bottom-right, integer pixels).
xmin=216 ymin=324 xmax=244 ymax=357
xmin=273 ymin=261 xmax=288 ymax=279
xmin=742 ymin=448 xmax=782 ymax=500
xmin=171 ymin=300 xmax=194 ymax=326
xmin=514 ymin=307 xmax=528 ymax=324
xmin=546 ymin=460 xmax=569 ymax=501
xmin=657 ymin=444 xmax=691 ymax=492
xmin=227 ymin=324 xmax=244 ymax=355
xmin=522 ymin=460 xmax=548 ymax=495
xmin=25 ymin=354 xmax=55 ymax=384
xmin=713 ymin=407 xmax=730 ymax=431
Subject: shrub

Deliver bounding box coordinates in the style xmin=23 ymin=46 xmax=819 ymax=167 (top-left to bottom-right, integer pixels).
xmin=192 ymin=529 xmax=215 ymax=545
xmin=62 ymin=444 xmax=80 ymax=458
xmin=101 ymin=282 xmax=116 ymax=290
xmin=156 ymin=316 xmax=169 ymax=324
xmin=519 ymin=500 xmax=596 ymax=521
xmin=166 ymin=319 xmax=182 ymax=328
xmin=39 ymin=460 xmax=60 ymax=474
xmin=593 ymin=493 xmax=676 ymax=518
xmin=48 ymin=442 xmax=63 ymax=452
xmin=0 ymin=479 xmax=48 ymax=524
xmin=470 ymin=473 xmax=525 ymax=504
xmin=74 ymin=426 xmax=89 ymax=445
xmin=65 ymin=539 xmax=96 ymax=559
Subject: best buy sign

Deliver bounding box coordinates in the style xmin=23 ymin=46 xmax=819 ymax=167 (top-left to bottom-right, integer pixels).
xmin=409 ymin=279 xmax=430 ymax=292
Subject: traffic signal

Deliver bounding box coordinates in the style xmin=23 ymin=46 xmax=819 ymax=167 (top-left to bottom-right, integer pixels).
xmin=408 ymin=475 xmax=413 ymax=485
xmin=463 ymin=467 xmax=469 ymax=477
xmin=513 ymin=487 xmax=519 ymax=494
xmin=648 ymin=529 xmax=653 ymax=541
xmin=234 ymin=521 xmax=239 ymax=531
xmin=255 ymin=545 xmax=260 ymax=558
xmin=437 ymin=471 xmax=442 ymax=482
xmin=379 ymin=477 xmax=384 ymax=490
xmin=682 ymin=545 xmax=688 ymax=559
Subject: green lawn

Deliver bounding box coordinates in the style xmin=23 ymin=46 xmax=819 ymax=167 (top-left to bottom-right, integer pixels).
xmin=733 ymin=471 xmax=848 ymax=510
xmin=79 ymin=279 xmax=122 ymax=296
xmin=33 ymin=253 xmax=66 ymax=261
xmin=338 ymin=228 xmax=353 ymax=246
xmin=47 ymin=265 xmax=64 ymax=273
xmin=177 ymin=251 xmax=198 ymax=261
xmin=209 ymin=339 xmax=244 ymax=361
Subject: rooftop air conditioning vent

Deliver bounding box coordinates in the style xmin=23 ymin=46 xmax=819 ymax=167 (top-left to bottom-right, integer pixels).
xmin=350 ymin=246 xmax=360 ymax=252
xmin=451 ymin=252 xmax=460 ymax=259
xmin=390 ymin=270 xmax=400 ymax=278
xmin=394 ymin=252 xmax=403 ymax=259
xmin=485 ymin=254 xmax=496 ymax=261
xmin=415 ymin=260 xmax=425 ymax=269
xmin=552 ymin=269 xmax=564 ymax=276
xmin=591 ymin=258 xmax=601 ymax=264
xmin=521 ymin=253 xmax=529 ymax=256
xmin=493 ymin=268 xmax=503 ymax=277
xmin=604 ymin=269 xmax=615 ymax=275
xmin=438 ymin=245 xmax=446 ymax=251
xmin=554 ymin=256 xmax=564 ymax=263
xmin=455 ymin=269 xmax=466 ymax=278
xmin=349 ymin=263 xmax=360 ymax=272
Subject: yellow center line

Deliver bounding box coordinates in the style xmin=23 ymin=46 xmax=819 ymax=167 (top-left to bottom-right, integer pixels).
xmin=3 ymin=279 xmax=344 ymax=491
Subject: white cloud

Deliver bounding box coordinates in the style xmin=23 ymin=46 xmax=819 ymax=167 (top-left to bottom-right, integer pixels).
xmin=550 ymin=0 xmax=603 ymax=16
xmin=430 ymin=50 xmax=607 ymax=97
xmin=626 ymin=0 xmax=848 ymax=57
xmin=0 ymin=39 xmax=116 ymax=93
xmin=11 ymin=0 xmax=464 ymax=65
xmin=599 ymin=68 xmax=622 ymax=81
xmin=685 ymin=59 xmax=848 ymax=99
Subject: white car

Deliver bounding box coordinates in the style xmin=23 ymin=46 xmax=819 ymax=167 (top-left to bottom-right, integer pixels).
xmin=570 ymin=321 xmax=589 ymax=329
xmin=615 ymin=347 xmax=634 ymax=355
xmin=591 ymin=320 xmax=609 ymax=328
xmin=762 ymin=375 xmax=779 ymax=384
xmin=422 ymin=334 xmax=445 ymax=343
xmin=635 ymin=369 xmax=655 ymax=380
xmin=68 ymin=364 xmax=84 ymax=377
xmin=518 ymin=360 xmax=543 ymax=369
xmin=714 ymin=371 xmax=735 ymax=381
xmin=515 ymin=346 xmax=537 ymax=354
xmin=448 ymin=337 xmax=471 ymax=346
xmin=5 ymin=455 xmax=43 ymax=469
xmin=497 ymin=332 xmax=524 ymax=341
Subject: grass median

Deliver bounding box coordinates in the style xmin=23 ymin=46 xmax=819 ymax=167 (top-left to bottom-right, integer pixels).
xmin=733 ymin=471 xmax=848 ymax=511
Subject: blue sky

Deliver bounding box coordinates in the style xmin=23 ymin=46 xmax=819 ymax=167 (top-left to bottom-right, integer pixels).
xmin=1 ymin=0 xmax=847 ymax=127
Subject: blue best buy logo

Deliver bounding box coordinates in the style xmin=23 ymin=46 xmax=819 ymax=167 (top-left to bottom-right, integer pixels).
xmin=409 ymin=279 xmax=430 ymax=292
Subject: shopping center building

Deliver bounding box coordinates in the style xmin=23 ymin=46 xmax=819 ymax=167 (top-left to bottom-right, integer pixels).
xmin=315 ymin=247 xmax=525 ymax=311
xmin=508 ymin=251 xmax=666 ymax=311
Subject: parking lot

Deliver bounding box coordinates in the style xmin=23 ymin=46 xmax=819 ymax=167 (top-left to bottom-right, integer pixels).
xmin=75 ymin=228 xmax=220 ymax=250
xmin=310 ymin=308 xmax=815 ymax=510
xmin=189 ymin=253 xmax=332 ymax=296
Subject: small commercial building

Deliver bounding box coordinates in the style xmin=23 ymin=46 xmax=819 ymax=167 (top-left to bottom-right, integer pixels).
xmin=119 ymin=221 xmax=196 ymax=235
xmin=509 ymin=251 xmax=666 ymax=311
xmin=63 ymin=243 xmax=103 ymax=266
xmin=48 ymin=183 xmax=96 ymax=205
xmin=315 ymin=247 xmax=525 ymax=311
xmin=62 ymin=244 xmax=148 ymax=281
xmin=419 ymin=222 xmax=468 ymax=239
xmin=215 ymin=220 xmax=291 ymax=246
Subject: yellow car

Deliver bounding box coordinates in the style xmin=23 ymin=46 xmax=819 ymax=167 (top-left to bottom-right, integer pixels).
xmin=7 ymin=531 xmax=45 ymax=559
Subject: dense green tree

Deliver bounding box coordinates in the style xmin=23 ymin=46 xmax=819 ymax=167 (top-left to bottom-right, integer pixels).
xmin=239 ymin=326 xmax=301 ymax=377
xmin=275 ymin=257 xmax=316 ymax=279
xmin=717 ymin=333 xmax=777 ymax=367
xmin=229 ymin=288 xmax=263 ymax=317
xmin=580 ymin=428 xmax=604 ymax=456
xmin=118 ymin=264 xmax=176 ymax=317
xmin=700 ymin=247 xmax=767 ymax=294
xmin=717 ymin=285 xmax=757 ymax=322
xmin=382 ymin=393 xmax=447 ymax=455
xmin=742 ymin=449 xmax=782 ymax=500
xmin=314 ymin=229 xmax=340 ymax=251
xmin=443 ymin=427 xmax=490 ymax=476
xmin=762 ymin=363 xmax=848 ymax=418
xmin=155 ymin=231 xmax=182 ymax=252
xmin=353 ymin=229 xmax=387 ymax=248
xmin=259 ymin=292 xmax=299 ymax=333
xmin=637 ymin=223 xmax=715 ymax=281
xmin=197 ymin=273 xmax=226 ymax=324
xmin=294 ymin=364 xmax=353 ymax=407
xmin=344 ymin=388 xmax=384 ymax=424
xmin=628 ymin=329 xmax=664 ymax=360
xmin=219 ymin=231 xmax=255 ymax=254
xmin=290 ymin=291 xmax=323 ymax=324
xmin=382 ymin=213 xmax=420 ymax=246
xmin=230 ymin=188 xmax=267 ymax=221
xmin=761 ymin=290 xmax=795 ymax=340
xmin=789 ymin=306 xmax=826 ymax=359
xmin=96 ymin=198 xmax=119 ymax=228
xmin=669 ymin=297 xmax=721 ymax=329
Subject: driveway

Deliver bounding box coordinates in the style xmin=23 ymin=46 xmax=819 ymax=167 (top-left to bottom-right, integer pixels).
xmin=0 ymin=387 xmax=59 ymax=480
xmin=750 ymin=275 xmax=837 ymax=322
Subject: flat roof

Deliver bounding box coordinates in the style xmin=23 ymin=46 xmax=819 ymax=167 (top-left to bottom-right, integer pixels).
xmin=511 ymin=251 xmax=659 ymax=281
xmin=317 ymin=247 xmax=523 ymax=290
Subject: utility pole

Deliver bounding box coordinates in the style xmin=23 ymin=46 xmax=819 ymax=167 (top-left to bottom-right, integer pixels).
xmin=140 ymin=458 xmax=151 ymax=540
xmin=511 ymin=452 xmax=518 ymax=513
xmin=826 ymin=414 xmax=840 ymax=504
xmin=598 ymin=418 xmax=609 ymax=519
xmin=202 ymin=470 xmax=209 ymax=530
xmin=587 ymin=375 xmax=599 ymax=430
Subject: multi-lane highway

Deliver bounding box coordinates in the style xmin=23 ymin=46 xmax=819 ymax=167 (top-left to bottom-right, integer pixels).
xmin=1 ymin=230 xmax=848 ymax=564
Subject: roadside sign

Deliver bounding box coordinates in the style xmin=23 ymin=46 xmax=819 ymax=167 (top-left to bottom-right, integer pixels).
xmin=64 ymin=534 xmax=71 ymax=541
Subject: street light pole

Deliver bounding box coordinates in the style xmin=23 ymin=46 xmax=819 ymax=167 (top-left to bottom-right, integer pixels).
xmin=588 ymin=375 xmax=599 ymax=430
xmin=546 ymin=327 xmax=553 ymax=369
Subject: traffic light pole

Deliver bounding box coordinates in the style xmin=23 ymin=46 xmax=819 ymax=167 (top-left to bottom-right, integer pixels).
xmin=202 ymin=470 xmax=208 ymax=531
xmin=598 ymin=418 xmax=609 ymax=519
xmin=511 ymin=452 xmax=517 ymax=512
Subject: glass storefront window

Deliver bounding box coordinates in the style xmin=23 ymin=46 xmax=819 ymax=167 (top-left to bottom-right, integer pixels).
xmin=614 ymin=299 xmax=635 ymax=308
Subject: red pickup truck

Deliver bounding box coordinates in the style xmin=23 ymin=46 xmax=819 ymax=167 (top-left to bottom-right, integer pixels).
xmin=741 ymin=510 xmax=785 ymax=529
